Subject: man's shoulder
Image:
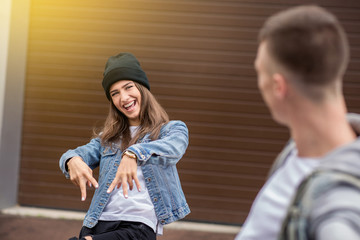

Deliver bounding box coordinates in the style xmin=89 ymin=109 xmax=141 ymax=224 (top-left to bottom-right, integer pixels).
xmin=295 ymin=169 xmax=360 ymax=210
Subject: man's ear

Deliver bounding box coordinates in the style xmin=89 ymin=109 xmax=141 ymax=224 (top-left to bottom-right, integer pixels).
xmin=272 ymin=73 xmax=288 ymax=99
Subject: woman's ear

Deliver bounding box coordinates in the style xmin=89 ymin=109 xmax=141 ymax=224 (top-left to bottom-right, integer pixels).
xmin=272 ymin=73 xmax=288 ymax=100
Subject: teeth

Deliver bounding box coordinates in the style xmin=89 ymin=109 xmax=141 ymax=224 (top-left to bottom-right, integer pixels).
xmin=124 ymin=101 xmax=134 ymax=108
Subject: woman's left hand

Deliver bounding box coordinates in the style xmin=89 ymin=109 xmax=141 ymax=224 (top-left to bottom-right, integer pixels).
xmin=107 ymin=155 xmax=141 ymax=198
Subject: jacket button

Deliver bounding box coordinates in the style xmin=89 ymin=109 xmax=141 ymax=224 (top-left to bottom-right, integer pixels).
xmin=161 ymin=220 xmax=165 ymax=224
xmin=153 ymin=198 xmax=158 ymax=202
xmin=147 ymin=178 xmax=151 ymax=182
xmin=107 ymin=183 xmax=110 ymax=186
xmin=99 ymin=203 xmax=103 ymax=206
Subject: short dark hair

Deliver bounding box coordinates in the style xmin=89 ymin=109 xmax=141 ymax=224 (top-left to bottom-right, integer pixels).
xmin=259 ymin=5 xmax=349 ymax=94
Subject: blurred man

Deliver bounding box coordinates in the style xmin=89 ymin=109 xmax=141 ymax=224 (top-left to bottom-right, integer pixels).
xmin=235 ymin=5 xmax=360 ymax=240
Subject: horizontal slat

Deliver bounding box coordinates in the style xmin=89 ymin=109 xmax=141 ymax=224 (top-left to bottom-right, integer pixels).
xmin=189 ymin=134 xmax=284 ymax=152
xmin=30 ymin=30 xmax=257 ymax=53
xmin=29 ymin=43 xmax=256 ymax=66
xmin=26 ymin=70 xmax=258 ymax=90
xmin=21 ymin=136 xmax=282 ymax=163
xmin=180 ymin=172 xmax=265 ymax=189
xmin=20 ymin=170 xmax=70 ymax=185
xmin=180 ymin=162 xmax=270 ymax=179
xmin=18 ymin=192 xmax=91 ymax=211
xmin=22 ymin=119 xmax=288 ymax=142
xmin=30 ymin=0 xmax=360 ymax=20
xmin=25 ymin=84 xmax=263 ymax=104
xmin=33 ymin=5 xmax=260 ymax=23
xmin=21 ymin=158 xmax=78 ymax=172
xmin=187 ymin=122 xmax=289 ymax=140
xmin=22 ymin=135 xmax=94 ymax=149
xmin=186 ymin=196 xmax=253 ymax=213
xmin=31 ymin=18 xmax=257 ymax=41
xmin=19 ymin=181 xmax=92 ymax=198
xmin=185 ymin=210 xmax=246 ymax=225
xmin=186 ymin=146 xmax=281 ymax=164
xmin=23 ymin=110 xmax=279 ymax=129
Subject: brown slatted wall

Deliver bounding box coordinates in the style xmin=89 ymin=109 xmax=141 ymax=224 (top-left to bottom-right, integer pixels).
xmin=19 ymin=0 xmax=360 ymax=224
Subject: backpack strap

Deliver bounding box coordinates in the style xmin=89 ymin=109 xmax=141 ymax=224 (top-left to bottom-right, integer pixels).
xmin=279 ymin=169 xmax=360 ymax=240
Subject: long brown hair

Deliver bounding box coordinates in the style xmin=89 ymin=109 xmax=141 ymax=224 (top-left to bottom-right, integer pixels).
xmin=95 ymin=82 xmax=169 ymax=150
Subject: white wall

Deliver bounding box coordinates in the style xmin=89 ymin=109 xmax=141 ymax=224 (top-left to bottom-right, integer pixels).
xmin=0 ymin=0 xmax=11 ymax=130
xmin=0 ymin=0 xmax=30 ymax=209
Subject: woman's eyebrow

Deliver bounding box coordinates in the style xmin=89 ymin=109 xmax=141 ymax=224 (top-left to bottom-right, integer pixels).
xmin=109 ymin=89 xmax=118 ymax=94
xmin=123 ymin=82 xmax=132 ymax=88
xmin=110 ymin=81 xmax=133 ymax=94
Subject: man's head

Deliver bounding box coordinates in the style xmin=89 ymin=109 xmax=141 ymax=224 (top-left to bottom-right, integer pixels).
xmin=257 ymin=5 xmax=349 ymax=101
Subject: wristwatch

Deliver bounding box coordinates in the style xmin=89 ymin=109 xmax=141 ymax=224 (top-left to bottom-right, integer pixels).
xmin=123 ymin=150 xmax=137 ymax=160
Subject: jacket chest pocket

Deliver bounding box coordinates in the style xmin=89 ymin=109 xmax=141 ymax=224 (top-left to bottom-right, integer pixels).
xmin=99 ymin=147 xmax=120 ymax=177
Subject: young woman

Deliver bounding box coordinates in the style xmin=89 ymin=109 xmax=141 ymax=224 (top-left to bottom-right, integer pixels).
xmin=59 ymin=52 xmax=190 ymax=240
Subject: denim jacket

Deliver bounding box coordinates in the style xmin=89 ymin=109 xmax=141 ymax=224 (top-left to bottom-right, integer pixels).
xmin=59 ymin=120 xmax=190 ymax=228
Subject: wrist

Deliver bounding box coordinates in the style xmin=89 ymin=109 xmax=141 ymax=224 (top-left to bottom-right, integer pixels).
xmin=65 ymin=158 xmax=72 ymax=172
xmin=123 ymin=150 xmax=137 ymax=162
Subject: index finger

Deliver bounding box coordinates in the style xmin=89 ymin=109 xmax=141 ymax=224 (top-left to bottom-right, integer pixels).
xmin=107 ymin=176 xmax=120 ymax=194
xmin=133 ymin=175 xmax=141 ymax=192
xmin=122 ymin=180 xmax=129 ymax=199
xmin=79 ymin=180 xmax=87 ymax=201
xmin=86 ymin=174 xmax=99 ymax=189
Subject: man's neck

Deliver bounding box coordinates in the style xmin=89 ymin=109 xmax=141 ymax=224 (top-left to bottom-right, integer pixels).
xmin=289 ymin=98 xmax=356 ymax=158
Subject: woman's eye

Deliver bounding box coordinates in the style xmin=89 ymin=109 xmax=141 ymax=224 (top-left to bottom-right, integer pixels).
xmin=125 ymin=85 xmax=133 ymax=90
xmin=111 ymin=92 xmax=119 ymax=97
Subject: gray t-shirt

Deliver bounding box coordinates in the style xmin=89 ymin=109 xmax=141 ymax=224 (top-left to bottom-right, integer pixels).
xmin=235 ymin=149 xmax=320 ymax=240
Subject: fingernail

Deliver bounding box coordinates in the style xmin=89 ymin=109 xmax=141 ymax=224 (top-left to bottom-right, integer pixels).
xmin=81 ymin=197 xmax=85 ymax=201
xmin=89 ymin=183 xmax=92 ymax=187
xmin=125 ymin=194 xmax=128 ymax=198
xmin=107 ymin=190 xmax=110 ymax=193
xmin=95 ymin=184 xmax=99 ymax=188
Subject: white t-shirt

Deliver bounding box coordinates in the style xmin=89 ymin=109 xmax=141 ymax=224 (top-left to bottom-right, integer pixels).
xmin=99 ymin=126 xmax=163 ymax=235
xmin=235 ymin=149 xmax=320 ymax=240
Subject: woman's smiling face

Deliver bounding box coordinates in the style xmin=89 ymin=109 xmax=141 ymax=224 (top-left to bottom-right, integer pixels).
xmin=109 ymin=80 xmax=142 ymax=126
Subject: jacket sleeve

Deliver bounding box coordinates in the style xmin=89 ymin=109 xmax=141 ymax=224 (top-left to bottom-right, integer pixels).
xmin=59 ymin=137 xmax=102 ymax=179
xmin=127 ymin=121 xmax=189 ymax=166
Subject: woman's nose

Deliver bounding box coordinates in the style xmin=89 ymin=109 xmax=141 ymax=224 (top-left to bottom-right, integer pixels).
xmin=120 ymin=92 xmax=130 ymax=102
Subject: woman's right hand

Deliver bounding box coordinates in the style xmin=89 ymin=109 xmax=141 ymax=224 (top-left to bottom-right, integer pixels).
xmin=67 ymin=156 xmax=99 ymax=201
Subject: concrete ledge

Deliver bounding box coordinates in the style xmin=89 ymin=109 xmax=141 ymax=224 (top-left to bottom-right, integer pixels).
xmin=165 ymin=220 xmax=241 ymax=234
xmin=1 ymin=205 xmax=86 ymax=220
xmin=1 ymin=205 xmax=241 ymax=234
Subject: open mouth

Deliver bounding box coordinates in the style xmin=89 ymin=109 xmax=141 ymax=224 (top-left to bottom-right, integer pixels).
xmin=123 ymin=100 xmax=136 ymax=111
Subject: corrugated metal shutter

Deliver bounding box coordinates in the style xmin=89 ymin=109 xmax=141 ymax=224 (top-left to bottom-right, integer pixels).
xmin=19 ymin=0 xmax=360 ymax=224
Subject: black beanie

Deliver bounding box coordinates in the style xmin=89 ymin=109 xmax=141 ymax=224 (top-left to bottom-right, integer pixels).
xmin=102 ymin=52 xmax=150 ymax=100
